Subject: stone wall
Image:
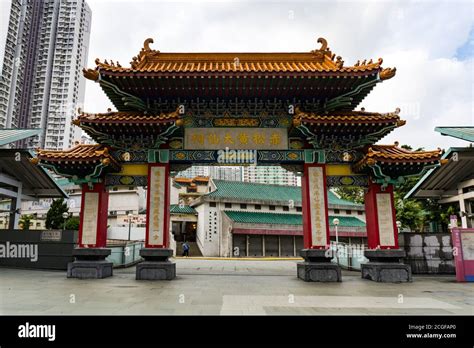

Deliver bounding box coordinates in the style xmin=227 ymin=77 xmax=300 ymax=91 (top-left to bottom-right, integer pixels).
xmin=399 ymin=233 xmax=455 ymax=274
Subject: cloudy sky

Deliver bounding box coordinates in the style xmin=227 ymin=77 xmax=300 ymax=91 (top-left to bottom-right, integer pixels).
xmin=2 ymin=0 xmax=473 ymax=150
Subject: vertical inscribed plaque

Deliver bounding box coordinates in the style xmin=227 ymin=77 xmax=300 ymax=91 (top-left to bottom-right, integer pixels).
xmin=308 ymin=166 xmax=327 ymax=247
xmin=148 ymin=166 xmax=166 ymax=246
xmin=376 ymin=193 xmax=396 ymax=246
xmin=82 ymin=192 xmax=99 ymax=245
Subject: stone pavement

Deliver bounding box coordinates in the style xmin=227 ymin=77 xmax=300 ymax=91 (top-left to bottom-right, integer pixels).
xmin=0 ymin=259 xmax=472 ymax=315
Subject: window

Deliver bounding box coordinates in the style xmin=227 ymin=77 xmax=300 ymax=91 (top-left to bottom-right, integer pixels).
xmin=282 ymin=206 xmax=289 ymax=212
xmin=269 ymin=205 xmax=275 ymax=211
xmin=209 ymin=202 xmax=217 ymax=208
xmin=296 ymin=207 xmax=302 ymax=212
xmin=255 ymin=204 xmax=261 ymax=210
xmin=225 ymin=203 xmax=232 ymax=209
xmin=334 ymin=209 xmax=340 ymax=214
xmin=240 ymin=204 xmax=247 ymax=209
xmin=346 ymin=210 xmax=352 ymax=215
xmin=358 ymin=211 xmax=363 ymax=215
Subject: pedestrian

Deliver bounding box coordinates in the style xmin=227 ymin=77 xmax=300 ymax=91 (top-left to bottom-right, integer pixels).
xmin=182 ymin=241 xmax=190 ymax=257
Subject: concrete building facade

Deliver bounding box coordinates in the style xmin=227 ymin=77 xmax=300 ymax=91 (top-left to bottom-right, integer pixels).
xmin=178 ymin=166 xmax=242 ymax=182
xmin=242 ymin=166 xmax=301 ymax=186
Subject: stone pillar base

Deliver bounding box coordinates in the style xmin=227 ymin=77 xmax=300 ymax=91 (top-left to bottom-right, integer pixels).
xmin=297 ymin=249 xmax=341 ymax=282
xmin=136 ymin=248 xmax=176 ymax=280
xmin=67 ymin=248 xmax=113 ymax=279
xmin=361 ymin=249 xmax=412 ymax=282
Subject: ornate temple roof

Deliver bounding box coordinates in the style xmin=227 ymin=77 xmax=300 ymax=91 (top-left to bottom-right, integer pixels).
xmin=32 ymin=144 xmax=121 ymax=178
xmin=294 ymin=108 xmax=405 ymax=126
xmin=34 ymin=144 xmax=116 ymax=163
xmin=74 ymin=109 xmax=181 ymax=124
xmin=292 ymin=108 xmax=406 ymax=148
xmin=353 ymin=143 xmax=443 ymax=176
xmin=84 ymin=38 xmax=395 ymax=79
xmin=82 ymin=37 xmax=396 ymax=112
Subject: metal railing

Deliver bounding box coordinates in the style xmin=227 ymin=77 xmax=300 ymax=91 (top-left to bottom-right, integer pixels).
xmin=106 ymin=241 xmax=144 ymax=268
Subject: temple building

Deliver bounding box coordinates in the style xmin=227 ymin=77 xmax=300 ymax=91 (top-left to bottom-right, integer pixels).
xmin=32 ymin=37 xmax=444 ymax=282
xmin=169 ymin=178 xmax=366 ymax=257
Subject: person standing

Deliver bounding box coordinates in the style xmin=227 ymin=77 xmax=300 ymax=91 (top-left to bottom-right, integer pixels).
xmin=182 ymin=242 xmax=190 ymax=257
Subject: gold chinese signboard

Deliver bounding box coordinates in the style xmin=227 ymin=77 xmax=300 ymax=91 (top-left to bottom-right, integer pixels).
xmin=376 ymin=193 xmax=396 ymax=246
xmin=184 ymin=128 xmax=288 ymax=150
xmin=82 ymin=192 xmax=99 ymax=245
xmin=148 ymin=166 xmax=166 ymax=246
xmin=308 ymin=166 xmax=328 ymax=247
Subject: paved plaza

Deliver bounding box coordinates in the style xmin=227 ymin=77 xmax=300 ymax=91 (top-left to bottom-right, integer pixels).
xmin=0 ymin=259 xmax=472 ymax=315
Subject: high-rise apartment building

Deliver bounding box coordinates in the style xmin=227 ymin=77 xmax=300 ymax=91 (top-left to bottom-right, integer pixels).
xmin=178 ymin=166 xmax=242 ymax=181
xmin=242 ymin=166 xmax=301 ymax=186
xmin=0 ymin=0 xmax=91 ymax=149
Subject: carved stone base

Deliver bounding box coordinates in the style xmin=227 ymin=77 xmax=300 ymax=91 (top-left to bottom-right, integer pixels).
xmin=67 ymin=248 xmax=113 ymax=279
xmin=136 ymin=248 xmax=176 ymax=280
xmin=297 ymin=249 xmax=342 ymax=282
xmin=361 ymin=249 xmax=412 ymax=283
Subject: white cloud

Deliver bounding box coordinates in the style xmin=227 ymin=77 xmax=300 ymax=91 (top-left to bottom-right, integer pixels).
xmin=78 ymin=0 xmax=473 ymax=149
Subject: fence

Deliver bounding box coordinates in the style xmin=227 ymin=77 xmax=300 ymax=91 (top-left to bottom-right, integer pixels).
xmin=106 ymin=240 xmax=144 ymax=267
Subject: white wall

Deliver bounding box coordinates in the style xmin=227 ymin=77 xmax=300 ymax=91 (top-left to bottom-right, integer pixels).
xmin=107 ymin=226 xmax=146 ymax=241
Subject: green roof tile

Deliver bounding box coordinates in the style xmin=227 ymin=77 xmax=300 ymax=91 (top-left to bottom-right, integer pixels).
xmin=329 ymin=215 xmax=366 ymax=227
xmin=170 ymin=204 xmax=197 ymax=214
xmin=207 ymin=180 xmax=362 ymax=207
xmin=224 ymin=210 xmax=365 ymax=227
xmin=224 ymin=211 xmax=302 ymax=225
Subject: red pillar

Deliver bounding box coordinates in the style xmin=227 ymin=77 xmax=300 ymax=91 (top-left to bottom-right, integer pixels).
xmin=145 ymin=163 xmax=170 ymax=248
xmin=78 ymin=182 xmax=109 ymax=248
xmin=364 ymin=182 xmax=399 ymax=249
xmin=301 ymin=163 xmax=330 ymax=249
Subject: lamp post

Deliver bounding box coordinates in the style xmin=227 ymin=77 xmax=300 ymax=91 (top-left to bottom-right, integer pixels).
xmin=128 ymin=213 xmax=133 ymax=241
xmin=333 ymin=218 xmax=340 ymax=264
xmin=62 ymin=212 xmax=69 ymax=230
xmin=396 ymin=221 xmax=402 ymax=234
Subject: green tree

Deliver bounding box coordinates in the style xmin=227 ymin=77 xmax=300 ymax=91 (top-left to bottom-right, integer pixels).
xmin=45 ymin=198 xmax=69 ymax=229
xmin=65 ymin=216 xmax=80 ymax=230
xmin=19 ymin=215 xmax=33 ymax=230
xmin=394 ymin=191 xmax=425 ymax=231
xmin=333 ymin=186 xmax=365 ymax=204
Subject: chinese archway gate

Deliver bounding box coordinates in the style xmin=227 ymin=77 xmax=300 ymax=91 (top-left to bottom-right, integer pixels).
xmin=33 ymin=37 xmax=443 ymax=282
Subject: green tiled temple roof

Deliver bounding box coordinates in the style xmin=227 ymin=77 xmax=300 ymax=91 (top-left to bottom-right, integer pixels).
xmin=207 ymin=180 xmax=362 ymax=207
xmin=224 ymin=211 xmax=302 ymax=225
xmin=170 ymin=204 xmax=197 ymax=214
xmin=328 ymin=215 xmax=366 ymax=227
xmin=224 ymin=210 xmax=365 ymax=227
xmin=327 ymin=191 xmax=362 ymax=206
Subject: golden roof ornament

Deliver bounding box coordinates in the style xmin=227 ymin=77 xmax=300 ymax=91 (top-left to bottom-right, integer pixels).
xmin=380 ymin=67 xmax=397 ymax=80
